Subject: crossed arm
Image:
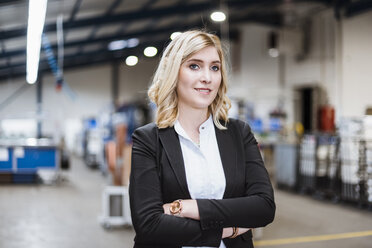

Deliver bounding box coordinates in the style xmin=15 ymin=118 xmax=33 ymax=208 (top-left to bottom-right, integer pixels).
xmin=162 ymin=199 xmax=251 ymax=239
xmin=129 ymin=122 xmax=275 ymax=246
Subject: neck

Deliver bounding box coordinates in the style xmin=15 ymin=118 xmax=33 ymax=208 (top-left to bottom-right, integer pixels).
xmin=177 ymin=105 xmax=210 ymax=133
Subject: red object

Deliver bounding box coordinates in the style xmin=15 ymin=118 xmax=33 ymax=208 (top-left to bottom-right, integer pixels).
xmin=319 ymin=105 xmax=335 ymax=132
xmin=56 ymin=84 xmax=62 ymax=91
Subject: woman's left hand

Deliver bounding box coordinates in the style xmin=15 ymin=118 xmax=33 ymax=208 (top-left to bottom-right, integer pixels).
xmin=163 ymin=199 xmax=200 ymax=220
xmin=163 ymin=203 xmax=171 ymax=215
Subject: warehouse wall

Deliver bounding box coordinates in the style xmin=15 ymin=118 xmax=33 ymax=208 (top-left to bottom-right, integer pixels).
xmin=0 ymin=58 xmax=158 ymax=141
xmin=231 ymin=10 xmax=337 ymax=126
xmin=230 ymin=10 xmax=372 ymax=128
xmin=118 ymin=58 xmax=157 ymax=103
xmin=0 ymin=78 xmax=37 ymax=119
xmin=284 ymin=10 xmax=337 ymax=100
xmin=284 ymin=10 xmax=337 ymax=123
xmin=229 ymin=23 xmax=282 ymax=127
xmin=341 ymin=11 xmax=372 ymax=117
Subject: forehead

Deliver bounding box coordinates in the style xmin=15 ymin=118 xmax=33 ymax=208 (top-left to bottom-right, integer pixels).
xmin=187 ymin=46 xmax=220 ymax=62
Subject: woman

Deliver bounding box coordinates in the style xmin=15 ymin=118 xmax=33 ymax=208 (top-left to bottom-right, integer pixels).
xmin=129 ymin=30 xmax=275 ymax=248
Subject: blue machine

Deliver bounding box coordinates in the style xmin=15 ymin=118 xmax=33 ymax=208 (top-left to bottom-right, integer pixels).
xmin=0 ymin=144 xmax=59 ymax=183
xmin=0 ymin=147 xmax=13 ymax=171
xmin=16 ymin=147 xmax=58 ymax=171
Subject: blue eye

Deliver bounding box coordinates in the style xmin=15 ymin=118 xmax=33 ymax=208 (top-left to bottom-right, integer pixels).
xmin=211 ymin=65 xmax=220 ymax=71
xmin=189 ymin=64 xmax=199 ymax=70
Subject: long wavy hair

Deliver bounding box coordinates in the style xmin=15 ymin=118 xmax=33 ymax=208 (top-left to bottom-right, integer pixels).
xmin=148 ymin=30 xmax=231 ymax=129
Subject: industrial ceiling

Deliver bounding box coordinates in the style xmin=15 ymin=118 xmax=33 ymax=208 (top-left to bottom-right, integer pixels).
xmin=0 ymin=0 xmax=371 ymax=82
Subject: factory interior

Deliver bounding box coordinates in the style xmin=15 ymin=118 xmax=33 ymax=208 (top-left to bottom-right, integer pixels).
xmin=0 ymin=0 xmax=372 ymax=247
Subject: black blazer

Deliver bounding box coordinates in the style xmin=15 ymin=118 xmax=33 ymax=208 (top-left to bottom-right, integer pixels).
xmin=129 ymin=118 xmax=275 ymax=248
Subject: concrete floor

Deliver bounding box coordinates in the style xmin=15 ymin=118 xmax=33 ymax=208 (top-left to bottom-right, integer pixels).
xmin=0 ymin=155 xmax=371 ymax=248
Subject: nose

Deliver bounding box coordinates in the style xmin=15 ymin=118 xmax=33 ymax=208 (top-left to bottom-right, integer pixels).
xmin=201 ymin=68 xmax=211 ymax=84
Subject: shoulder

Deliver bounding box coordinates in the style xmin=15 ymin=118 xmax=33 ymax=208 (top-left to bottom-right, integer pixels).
xmin=132 ymin=122 xmax=158 ymax=142
xmin=226 ymin=118 xmax=256 ymax=145
xmin=134 ymin=122 xmax=158 ymax=134
xmin=226 ymin=118 xmax=252 ymax=133
xmin=131 ymin=123 xmax=159 ymax=155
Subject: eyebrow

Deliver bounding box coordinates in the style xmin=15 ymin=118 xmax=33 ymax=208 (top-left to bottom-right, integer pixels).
xmin=186 ymin=58 xmax=221 ymax=64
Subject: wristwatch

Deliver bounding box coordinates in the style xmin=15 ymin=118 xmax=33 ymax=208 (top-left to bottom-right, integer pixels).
xmin=169 ymin=199 xmax=182 ymax=216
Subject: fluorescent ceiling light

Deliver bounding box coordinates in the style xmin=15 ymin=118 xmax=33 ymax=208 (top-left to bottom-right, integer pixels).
xmin=26 ymin=0 xmax=48 ymax=84
xmin=108 ymin=40 xmax=127 ymax=51
xmin=127 ymin=38 xmax=139 ymax=48
xmin=144 ymin=46 xmax=157 ymax=57
xmin=125 ymin=56 xmax=138 ymax=66
xmin=210 ymin=11 xmax=226 ymax=22
xmin=170 ymin=32 xmax=181 ymax=40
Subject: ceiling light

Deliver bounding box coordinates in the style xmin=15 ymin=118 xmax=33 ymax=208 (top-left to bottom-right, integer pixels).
xmin=144 ymin=46 xmax=157 ymax=57
xmin=210 ymin=11 xmax=226 ymax=22
xmin=268 ymin=48 xmax=279 ymax=58
xmin=26 ymin=0 xmax=48 ymax=84
xmin=127 ymin=38 xmax=139 ymax=48
xmin=125 ymin=56 xmax=138 ymax=66
xmin=108 ymin=40 xmax=127 ymax=51
xmin=170 ymin=32 xmax=181 ymax=40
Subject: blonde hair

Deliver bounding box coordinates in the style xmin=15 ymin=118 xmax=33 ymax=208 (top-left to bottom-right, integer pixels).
xmin=148 ymin=30 xmax=231 ymax=129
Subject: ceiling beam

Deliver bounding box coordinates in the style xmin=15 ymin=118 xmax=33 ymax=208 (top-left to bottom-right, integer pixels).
xmin=0 ymin=1 xmax=214 ymax=40
xmin=0 ymin=0 xmax=286 ymax=41
xmin=77 ymin=0 xmax=124 ymax=55
xmin=68 ymin=0 xmax=83 ymax=22
xmin=0 ymin=24 xmax=199 ymax=59
xmin=0 ymin=39 xmax=167 ymax=81
xmin=345 ymin=0 xmax=372 ymax=17
xmin=85 ymin=0 xmax=123 ymax=40
xmin=0 ymin=27 xmax=239 ymax=81
xmin=113 ymin=0 xmax=159 ymax=37
xmin=0 ymin=0 xmax=23 ymax=6
xmin=0 ymin=10 xmax=281 ymax=60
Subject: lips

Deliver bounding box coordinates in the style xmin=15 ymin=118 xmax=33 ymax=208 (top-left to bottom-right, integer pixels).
xmin=195 ymin=88 xmax=212 ymax=94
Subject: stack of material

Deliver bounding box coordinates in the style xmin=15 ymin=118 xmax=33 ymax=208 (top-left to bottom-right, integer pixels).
xmin=362 ymin=117 xmax=372 ymax=205
xmin=315 ymin=134 xmax=341 ymax=199
xmin=366 ymin=145 xmax=372 ymax=204
xmin=299 ymin=134 xmax=317 ymax=192
xmin=338 ymin=117 xmax=372 ymax=205
xmin=339 ymin=137 xmax=361 ymax=202
xmin=326 ymin=135 xmax=341 ymax=199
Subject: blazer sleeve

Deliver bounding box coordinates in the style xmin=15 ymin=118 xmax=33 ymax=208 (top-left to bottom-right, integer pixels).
xmin=196 ymin=120 xmax=276 ymax=230
xmin=129 ymin=124 xmax=223 ymax=246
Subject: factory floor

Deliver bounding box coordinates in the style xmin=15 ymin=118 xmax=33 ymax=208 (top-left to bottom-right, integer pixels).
xmin=0 ymin=155 xmax=371 ymax=248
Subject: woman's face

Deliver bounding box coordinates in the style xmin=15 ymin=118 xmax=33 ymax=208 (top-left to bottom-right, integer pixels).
xmin=177 ymin=46 xmax=222 ymax=112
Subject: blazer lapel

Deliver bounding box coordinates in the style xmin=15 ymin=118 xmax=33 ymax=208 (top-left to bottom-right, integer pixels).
xmin=158 ymin=127 xmax=191 ymax=198
xmin=215 ymin=125 xmax=237 ymax=198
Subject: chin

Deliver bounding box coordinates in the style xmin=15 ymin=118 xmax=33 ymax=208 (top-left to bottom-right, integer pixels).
xmin=192 ymin=101 xmax=213 ymax=110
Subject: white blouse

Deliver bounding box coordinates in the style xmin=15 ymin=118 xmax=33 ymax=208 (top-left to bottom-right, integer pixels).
xmin=174 ymin=115 xmax=227 ymax=248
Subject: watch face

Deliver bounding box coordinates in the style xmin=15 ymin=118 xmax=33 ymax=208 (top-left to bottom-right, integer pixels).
xmin=170 ymin=200 xmax=181 ymax=214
